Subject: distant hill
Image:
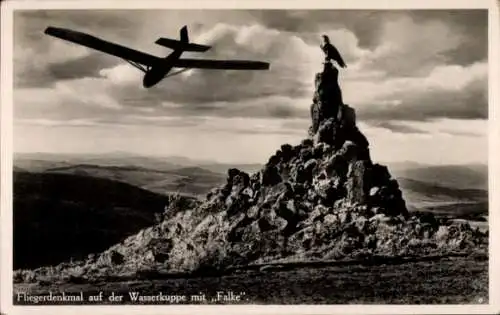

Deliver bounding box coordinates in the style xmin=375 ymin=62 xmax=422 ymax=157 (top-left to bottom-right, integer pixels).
xmin=14 ymin=153 xmax=182 ymax=172
xmin=13 ymin=159 xmax=73 ymax=173
xmin=388 ymin=163 xmax=487 ymax=191
xmin=41 ymin=164 xmax=226 ymax=197
xmin=397 ymin=178 xmax=487 ymax=204
xmin=14 ymin=153 xmax=488 ymax=207
xmin=40 ymin=163 xmax=488 ymax=208
xmin=13 ymin=171 xmax=172 ymax=269
xmin=15 ymin=152 xmax=263 ymax=175
xmin=199 ymin=163 xmax=263 ymax=175
xmin=397 ymin=177 xmax=488 ymax=218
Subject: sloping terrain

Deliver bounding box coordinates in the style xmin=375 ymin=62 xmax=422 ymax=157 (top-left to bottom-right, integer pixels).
xmin=42 ymin=164 xmax=226 ymax=197
xmin=13 ymin=171 xmax=175 ymax=269
xmin=14 ymin=157 xmax=488 ymax=210
xmin=397 ymin=177 xmax=487 ymax=216
xmin=390 ymin=163 xmax=488 ymax=190
xmin=14 ymin=255 xmax=487 ymax=304
xmin=398 ymin=177 xmax=487 ymax=203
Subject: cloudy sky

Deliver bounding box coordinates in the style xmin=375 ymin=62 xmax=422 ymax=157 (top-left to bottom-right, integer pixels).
xmin=13 ymin=9 xmax=488 ymax=165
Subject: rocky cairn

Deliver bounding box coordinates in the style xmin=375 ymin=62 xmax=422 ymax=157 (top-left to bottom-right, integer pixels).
xmin=15 ymin=62 xmax=488 ymax=283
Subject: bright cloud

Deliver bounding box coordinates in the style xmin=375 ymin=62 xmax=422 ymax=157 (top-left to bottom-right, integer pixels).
xmin=12 ymin=10 xmax=488 ymax=164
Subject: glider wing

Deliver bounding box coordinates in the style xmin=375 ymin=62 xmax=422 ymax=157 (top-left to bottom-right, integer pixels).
xmin=173 ymin=58 xmax=270 ymax=70
xmin=44 ymin=26 xmax=161 ymax=67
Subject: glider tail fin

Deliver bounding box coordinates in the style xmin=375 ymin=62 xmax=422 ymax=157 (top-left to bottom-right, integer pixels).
xmin=180 ymin=25 xmax=189 ymax=43
xmin=155 ymin=25 xmax=211 ymax=52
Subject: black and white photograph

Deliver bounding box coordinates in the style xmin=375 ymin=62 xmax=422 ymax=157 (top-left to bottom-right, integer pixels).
xmin=1 ymin=0 xmax=498 ymax=313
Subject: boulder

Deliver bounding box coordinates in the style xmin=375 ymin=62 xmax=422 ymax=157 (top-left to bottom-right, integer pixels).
xmin=345 ymin=160 xmax=371 ymax=205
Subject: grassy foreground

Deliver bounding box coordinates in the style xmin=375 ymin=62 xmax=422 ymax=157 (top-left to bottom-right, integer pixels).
xmin=13 ymin=255 xmax=487 ymax=305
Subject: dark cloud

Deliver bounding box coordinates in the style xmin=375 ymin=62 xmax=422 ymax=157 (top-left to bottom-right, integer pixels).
xmin=358 ymin=76 xmax=487 ymax=122
xmin=15 ymin=10 xmax=143 ymax=36
xmin=443 ymin=130 xmax=484 ymax=137
xmin=108 ymin=69 xmax=308 ymax=109
xmin=16 ymin=52 xmax=120 ymax=87
xmin=251 ymin=10 xmax=394 ymax=49
xmin=89 ymin=23 xmax=319 ymax=117
xmin=408 ymin=10 xmax=488 ymax=65
xmin=15 ymin=67 xmax=52 ymax=88
xmin=13 ymin=9 xmax=488 ymax=125
xmin=14 ymin=10 xmax=140 ymax=62
xmin=46 ymin=53 xmax=119 ymax=81
xmin=14 ymin=10 xmax=148 ymax=88
xmin=367 ymin=120 xmax=428 ymax=134
xmin=140 ymin=95 xmax=309 ymax=120
xmin=252 ymin=9 xmax=487 ymax=66
xmin=356 ymin=14 xmax=486 ymax=77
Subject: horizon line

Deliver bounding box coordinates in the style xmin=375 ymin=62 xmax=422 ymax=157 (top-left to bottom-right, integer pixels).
xmin=12 ymin=150 xmax=488 ymax=167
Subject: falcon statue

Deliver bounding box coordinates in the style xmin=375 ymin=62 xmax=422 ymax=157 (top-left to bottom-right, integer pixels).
xmin=321 ymin=35 xmax=347 ymax=68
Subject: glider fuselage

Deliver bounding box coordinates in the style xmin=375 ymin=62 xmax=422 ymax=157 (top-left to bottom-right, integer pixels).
xmin=44 ymin=25 xmax=269 ymax=88
xmin=143 ymin=49 xmax=183 ymax=88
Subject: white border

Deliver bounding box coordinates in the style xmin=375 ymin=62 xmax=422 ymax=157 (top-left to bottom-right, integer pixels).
xmin=489 ymin=0 xmax=500 ymax=311
xmin=1 ymin=0 xmax=498 ymax=314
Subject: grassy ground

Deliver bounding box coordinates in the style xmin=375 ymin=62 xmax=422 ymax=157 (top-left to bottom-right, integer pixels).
xmin=13 ymin=256 xmax=487 ymax=305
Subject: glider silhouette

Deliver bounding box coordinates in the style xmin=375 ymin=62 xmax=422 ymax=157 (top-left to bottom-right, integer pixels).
xmin=44 ymin=25 xmax=270 ymax=88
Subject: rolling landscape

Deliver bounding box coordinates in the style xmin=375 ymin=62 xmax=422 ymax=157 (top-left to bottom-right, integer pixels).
xmin=14 ymin=152 xmax=488 ymax=207
xmin=12 ymin=152 xmax=489 ymax=304
xmin=13 ymin=152 xmax=488 ymax=269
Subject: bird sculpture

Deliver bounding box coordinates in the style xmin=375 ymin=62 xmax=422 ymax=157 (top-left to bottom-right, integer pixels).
xmin=321 ymin=35 xmax=347 ymax=68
